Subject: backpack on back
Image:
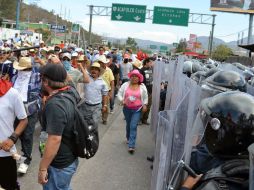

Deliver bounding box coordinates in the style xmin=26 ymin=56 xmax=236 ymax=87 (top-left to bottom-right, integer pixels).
xmin=60 ymin=92 xmax=99 ymax=159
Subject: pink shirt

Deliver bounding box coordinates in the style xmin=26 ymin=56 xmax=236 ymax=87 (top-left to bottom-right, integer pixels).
xmin=124 ymin=86 xmax=142 ymax=109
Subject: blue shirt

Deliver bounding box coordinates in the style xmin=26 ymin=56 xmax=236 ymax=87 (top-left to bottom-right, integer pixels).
xmin=83 ymin=75 xmax=108 ymax=105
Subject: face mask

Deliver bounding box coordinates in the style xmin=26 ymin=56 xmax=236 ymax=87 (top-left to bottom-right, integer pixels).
xmin=62 ymin=60 xmax=71 ymax=72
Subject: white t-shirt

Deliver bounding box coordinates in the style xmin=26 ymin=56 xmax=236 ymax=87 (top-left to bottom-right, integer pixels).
xmin=0 ymin=88 xmax=27 ymax=157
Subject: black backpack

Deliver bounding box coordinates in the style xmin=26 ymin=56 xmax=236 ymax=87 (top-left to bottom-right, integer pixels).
xmin=60 ymin=93 xmax=99 ymax=159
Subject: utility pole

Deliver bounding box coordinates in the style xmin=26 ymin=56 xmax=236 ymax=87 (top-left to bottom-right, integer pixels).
xmin=77 ymin=25 xmax=80 ymax=47
xmin=16 ymin=0 xmax=21 ymax=29
xmin=88 ymin=5 xmax=94 ymax=46
xmin=209 ymin=14 xmax=216 ymax=57
xmin=54 ymin=13 xmax=58 ymax=45
xmin=247 ymin=14 xmax=253 ymax=57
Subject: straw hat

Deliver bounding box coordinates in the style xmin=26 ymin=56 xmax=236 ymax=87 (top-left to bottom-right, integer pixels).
xmin=90 ymin=62 xmax=105 ymax=76
xmin=96 ymin=55 xmax=109 ymax=64
xmin=132 ymin=59 xmax=142 ymax=69
xmin=13 ymin=57 xmax=32 ymax=70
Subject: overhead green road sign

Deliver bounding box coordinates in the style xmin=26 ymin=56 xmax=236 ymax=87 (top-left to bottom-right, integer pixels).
xmin=111 ymin=3 xmax=146 ymax=23
xmin=153 ymin=6 xmax=189 ymax=26
xmin=150 ymin=45 xmax=157 ymax=49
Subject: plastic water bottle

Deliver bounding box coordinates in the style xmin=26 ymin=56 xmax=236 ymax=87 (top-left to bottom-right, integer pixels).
xmin=39 ymin=131 xmax=48 ymax=157
xmin=0 ymin=140 xmax=25 ymax=163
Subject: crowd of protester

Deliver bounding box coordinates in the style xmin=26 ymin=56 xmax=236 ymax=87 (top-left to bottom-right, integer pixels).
xmin=0 ymin=33 xmax=160 ymax=189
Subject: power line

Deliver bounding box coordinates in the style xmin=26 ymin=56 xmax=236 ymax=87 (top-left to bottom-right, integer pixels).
xmin=215 ymin=27 xmax=250 ymax=38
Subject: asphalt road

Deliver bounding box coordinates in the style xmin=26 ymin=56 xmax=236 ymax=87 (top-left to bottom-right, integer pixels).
xmin=17 ymin=104 xmax=154 ymax=190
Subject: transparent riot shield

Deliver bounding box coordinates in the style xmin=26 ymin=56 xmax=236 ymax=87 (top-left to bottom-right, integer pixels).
xmin=151 ymin=88 xmax=191 ymax=190
xmin=151 ymin=61 xmax=165 ymax=136
xmin=150 ymin=110 xmax=176 ymax=190
xmin=248 ymin=143 xmax=254 ymax=190
xmin=184 ymin=81 xmax=202 ymax=165
xmin=169 ymin=56 xmax=191 ymax=110
xmin=164 ymin=62 xmax=177 ymax=110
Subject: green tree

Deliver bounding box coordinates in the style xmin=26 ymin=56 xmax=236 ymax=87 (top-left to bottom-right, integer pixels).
xmin=175 ymin=38 xmax=187 ymax=53
xmin=126 ymin=37 xmax=137 ymax=51
xmin=212 ymin=44 xmax=233 ymax=61
xmin=0 ymin=0 xmax=16 ymax=20
xmin=34 ymin=28 xmax=51 ymax=43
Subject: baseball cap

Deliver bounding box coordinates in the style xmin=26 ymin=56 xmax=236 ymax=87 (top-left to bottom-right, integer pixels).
xmin=40 ymin=63 xmax=67 ymax=82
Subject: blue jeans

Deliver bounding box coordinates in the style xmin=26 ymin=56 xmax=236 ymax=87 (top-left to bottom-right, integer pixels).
xmin=123 ymin=107 xmax=141 ymax=148
xmin=110 ymin=89 xmax=115 ymax=111
xmin=43 ymin=159 xmax=79 ymax=190
xmin=18 ymin=112 xmax=38 ymax=165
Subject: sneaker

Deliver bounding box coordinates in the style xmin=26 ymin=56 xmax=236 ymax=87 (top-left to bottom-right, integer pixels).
xmin=102 ymin=120 xmax=107 ymax=125
xmin=128 ymin=147 xmax=135 ymax=154
xmin=110 ymin=109 xmax=114 ymax=114
xmin=17 ymin=163 xmax=29 ymax=174
xmin=142 ymin=121 xmax=150 ymax=125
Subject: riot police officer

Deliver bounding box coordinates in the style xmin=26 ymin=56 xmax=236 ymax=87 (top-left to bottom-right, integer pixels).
xmin=181 ymin=91 xmax=253 ymax=190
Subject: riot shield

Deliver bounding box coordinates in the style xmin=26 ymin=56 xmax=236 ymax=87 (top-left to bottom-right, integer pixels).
xmin=150 ymin=110 xmax=176 ymax=190
xmin=151 ymin=61 xmax=165 ymax=136
xmin=248 ymin=143 xmax=254 ymax=190
xmin=164 ymin=61 xmax=177 ymax=110
xmin=169 ymin=56 xmax=191 ymax=110
xmin=184 ymin=81 xmax=202 ymax=165
xmin=151 ymin=88 xmax=191 ymax=190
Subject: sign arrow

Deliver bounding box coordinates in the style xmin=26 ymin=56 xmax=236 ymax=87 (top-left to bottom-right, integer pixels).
xmin=115 ymin=14 xmax=123 ymax=20
xmin=134 ymin=16 xmax=141 ymax=21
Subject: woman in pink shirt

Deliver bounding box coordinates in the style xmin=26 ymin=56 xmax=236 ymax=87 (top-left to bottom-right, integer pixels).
xmin=117 ymin=70 xmax=148 ymax=154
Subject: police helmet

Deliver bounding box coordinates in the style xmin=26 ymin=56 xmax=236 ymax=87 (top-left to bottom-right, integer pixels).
xmin=203 ymin=70 xmax=246 ymax=92
xmin=190 ymin=71 xmax=206 ymax=84
xmin=200 ymin=91 xmax=254 ymax=158
xmin=183 ymin=61 xmax=202 ymax=77
xmin=204 ymin=68 xmax=220 ymax=78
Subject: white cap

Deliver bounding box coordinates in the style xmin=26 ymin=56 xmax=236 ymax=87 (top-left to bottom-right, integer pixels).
xmin=62 ymin=52 xmax=71 ymax=60
xmin=71 ymin=52 xmax=78 ymax=57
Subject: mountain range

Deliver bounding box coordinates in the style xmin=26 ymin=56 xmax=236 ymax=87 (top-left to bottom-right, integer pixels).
xmin=105 ymin=35 xmax=250 ymax=51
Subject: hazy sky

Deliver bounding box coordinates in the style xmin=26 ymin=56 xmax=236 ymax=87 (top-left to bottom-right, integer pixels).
xmin=25 ymin=0 xmax=252 ymax=43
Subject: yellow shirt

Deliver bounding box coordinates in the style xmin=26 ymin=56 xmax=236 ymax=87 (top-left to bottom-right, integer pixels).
xmin=102 ymin=67 xmax=115 ymax=90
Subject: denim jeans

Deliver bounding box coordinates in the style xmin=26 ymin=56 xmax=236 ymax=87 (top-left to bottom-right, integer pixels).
xmin=43 ymin=159 xmax=79 ymax=190
xmin=18 ymin=112 xmax=38 ymax=165
xmin=123 ymin=107 xmax=141 ymax=148
xmin=110 ymin=89 xmax=115 ymax=111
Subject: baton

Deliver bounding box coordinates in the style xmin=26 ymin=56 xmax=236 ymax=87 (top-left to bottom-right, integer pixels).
xmin=11 ymin=45 xmax=40 ymax=52
xmin=178 ymin=160 xmax=197 ymax=178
